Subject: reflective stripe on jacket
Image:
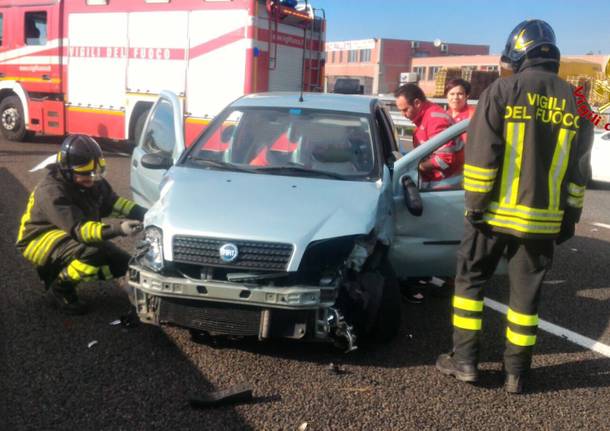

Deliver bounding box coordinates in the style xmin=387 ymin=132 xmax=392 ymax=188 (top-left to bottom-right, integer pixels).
xmin=464 ymin=61 xmax=594 ymax=238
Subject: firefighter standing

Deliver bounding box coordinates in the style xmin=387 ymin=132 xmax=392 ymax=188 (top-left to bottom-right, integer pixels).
xmin=436 ymin=20 xmax=594 ymax=394
xmin=16 ymin=135 xmax=147 ymax=315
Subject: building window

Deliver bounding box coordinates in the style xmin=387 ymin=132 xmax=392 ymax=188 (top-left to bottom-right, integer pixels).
xmin=25 ymin=11 xmax=47 ymax=45
xmin=412 ymin=66 xmax=426 ymax=81
xmin=359 ymin=49 xmax=371 ymax=63
xmin=331 ymin=51 xmax=335 ymax=63
xmin=348 ymin=50 xmax=358 ymax=63
xmin=338 ymin=51 xmax=343 ymax=63
xmin=428 ymin=66 xmax=441 ymax=81
xmin=0 ymin=14 xmax=3 ymax=46
xmin=484 ymin=65 xmax=499 ymax=72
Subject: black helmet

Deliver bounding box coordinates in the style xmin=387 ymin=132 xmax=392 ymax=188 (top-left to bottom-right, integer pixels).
xmin=58 ymin=134 xmax=106 ymax=180
xmin=501 ymin=19 xmax=560 ymax=70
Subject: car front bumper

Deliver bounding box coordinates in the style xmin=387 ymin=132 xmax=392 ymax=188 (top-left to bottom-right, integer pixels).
xmin=127 ymin=264 xmax=339 ymax=340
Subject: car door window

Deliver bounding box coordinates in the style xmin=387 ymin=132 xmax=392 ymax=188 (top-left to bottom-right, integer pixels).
xmin=141 ymin=99 xmax=175 ymax=155
xmin=374 ymin=107 xmax=397 ymax=165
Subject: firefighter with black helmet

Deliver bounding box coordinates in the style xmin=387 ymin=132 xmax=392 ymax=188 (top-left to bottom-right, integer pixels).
xmin=16 ymin=134 xmax=147 ymax=315
xmin=436 ymin=20 xmax=594 ymax=393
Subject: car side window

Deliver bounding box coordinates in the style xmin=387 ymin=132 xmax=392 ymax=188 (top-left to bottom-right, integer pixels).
xmin=374 ymin=107 xmax=397 ymax=164
xmin=25 ymin=12 xmax=47 ymax=46
xmin=141 ymin=99 xmax=176 ymax=155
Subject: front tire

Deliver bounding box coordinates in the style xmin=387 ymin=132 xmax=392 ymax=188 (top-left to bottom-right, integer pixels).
xmin=0 ymin=95 xmax=27 ymax=141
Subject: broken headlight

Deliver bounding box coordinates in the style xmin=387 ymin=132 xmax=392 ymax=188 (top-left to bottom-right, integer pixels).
xmin=140 ymin=226 xmax=164 ymax=272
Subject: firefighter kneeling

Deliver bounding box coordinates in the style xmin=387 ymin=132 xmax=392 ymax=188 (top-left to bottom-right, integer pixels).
xmin=16 ymin=135 xmax=146 ymax=315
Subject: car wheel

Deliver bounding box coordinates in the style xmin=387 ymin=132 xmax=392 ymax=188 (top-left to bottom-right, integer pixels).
xmin=369 ymin=273 xmax=402 ymax=342
xmin=0 ymin=95 xmax=27 ymax=141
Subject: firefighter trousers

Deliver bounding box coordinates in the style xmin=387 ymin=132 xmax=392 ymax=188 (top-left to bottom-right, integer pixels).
xmin=452 ymin=218 xmax=554 ymax=375
xmin=35 ymin=239 xmax=131 ymax=288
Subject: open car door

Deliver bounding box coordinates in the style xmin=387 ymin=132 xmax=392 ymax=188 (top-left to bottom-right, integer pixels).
xmin=130 ymin=91 xmax=185 ymax=208
xmin=389 ymin=121 xmax=469 ymax=278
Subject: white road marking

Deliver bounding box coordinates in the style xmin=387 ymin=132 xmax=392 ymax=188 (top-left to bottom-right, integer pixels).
xmin=592 ymin=222 xmax=610 ymax=230
xmin=484 ymin=297 xmax=610 ymax=358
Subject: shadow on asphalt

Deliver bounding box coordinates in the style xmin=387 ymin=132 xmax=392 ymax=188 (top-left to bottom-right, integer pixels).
xmin=0 ymin=167 xmax=254 ymax=430
xmin=187 ymin=231 xmax=610 ymax=394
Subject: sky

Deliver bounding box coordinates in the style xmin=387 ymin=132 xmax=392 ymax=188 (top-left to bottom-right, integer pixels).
xmin=311 ymin=0 xmax=610 ymax=55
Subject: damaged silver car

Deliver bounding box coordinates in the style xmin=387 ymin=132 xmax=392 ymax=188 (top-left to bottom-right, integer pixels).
xmin=128 ymin=91 xmax=467 ymax=351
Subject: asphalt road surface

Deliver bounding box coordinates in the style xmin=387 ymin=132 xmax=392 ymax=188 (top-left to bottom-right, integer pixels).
xmin=1 ymin=136 xmax=609 ymax=430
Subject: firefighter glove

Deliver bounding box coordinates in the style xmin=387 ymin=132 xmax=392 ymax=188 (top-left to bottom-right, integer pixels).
xmin=120 ymin=220 xmax=143 ymax=237
xmin=556 ymin=219 xmax=575 ymax=245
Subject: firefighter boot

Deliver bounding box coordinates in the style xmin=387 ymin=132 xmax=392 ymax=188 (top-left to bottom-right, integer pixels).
xmin=504 ymin=373 xmax=526 ymax=394
xmin=436 ymin=353 xmax=479 ymax=383
xmin=47 ymin=281 xmax=86 ymax=315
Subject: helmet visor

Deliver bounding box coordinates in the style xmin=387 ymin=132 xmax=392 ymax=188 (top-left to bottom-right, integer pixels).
xmin=72 ymin=158 xmax=106 ymax=179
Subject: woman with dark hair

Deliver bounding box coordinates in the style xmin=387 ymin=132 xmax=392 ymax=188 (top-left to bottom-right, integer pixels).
xmin=445 ymin=78 xmax=476 ymax=142
xmin=445 ymin=78 xmax=476 ymax=122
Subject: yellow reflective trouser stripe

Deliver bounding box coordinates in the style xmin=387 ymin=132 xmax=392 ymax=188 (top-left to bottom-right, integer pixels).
xmin=506 ymin=327 xmax=536 ymax=347
xmin=463 ymin=164 xmax=497 ymax=180
xmin=453 ymin=314 xmax=482 ymax=331
xmin=453 ymin=296 xmax=484 ymax=312
xmin=112 ymin=197 xmax=136 ymax=216
xmin=101 ymin=266 xmax=113 ymax=280
xmin=465 ymin=183 xmax=492 ymax=193
xmin=80 ymin=222 xmax=104 ymax=242
xmin=17 ymin=191 xmax=36 ymax=242
xmin=65 ymin=259 xmax=99 ymax=282
xmin=484 ymin=213 xmax=561 ymax=234
xmin=507 ymin=308 xmax=539 ymax=326
xmin=500 ymin=122 xmax=525 ymax=207
xmin=548 ymin=128 xmax=574 ymax=211
xmin=24 ymin=230 xmax=67 ymax=265
xmin=488 ymin=202 xmax=563 ymax=221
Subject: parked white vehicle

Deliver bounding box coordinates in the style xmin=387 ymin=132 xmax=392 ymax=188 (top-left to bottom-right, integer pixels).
xmin=591 ymin=130 xmax=610 ymax=183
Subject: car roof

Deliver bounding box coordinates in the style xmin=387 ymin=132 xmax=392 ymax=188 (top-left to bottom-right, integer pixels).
xmin=232 ymin=92 xmax=379 ymax=114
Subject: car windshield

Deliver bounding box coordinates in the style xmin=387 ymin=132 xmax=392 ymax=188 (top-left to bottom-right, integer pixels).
xmin=186 ymin=107 xmax=376 ymax=180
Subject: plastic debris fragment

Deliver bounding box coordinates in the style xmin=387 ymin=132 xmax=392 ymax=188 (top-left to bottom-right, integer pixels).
xmin=87 ymin=340 xmax=98 ymax=349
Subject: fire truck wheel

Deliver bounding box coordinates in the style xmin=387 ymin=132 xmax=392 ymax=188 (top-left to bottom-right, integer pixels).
xmin=0 ymin=96 xmax=27 ymax=142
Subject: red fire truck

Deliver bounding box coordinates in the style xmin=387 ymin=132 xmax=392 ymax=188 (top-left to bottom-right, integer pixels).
xmin=0 ymin=0 xmax=325 ymax=145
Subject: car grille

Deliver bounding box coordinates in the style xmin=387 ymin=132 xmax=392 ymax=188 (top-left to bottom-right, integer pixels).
xmin=172 ymin=236 xmax=293 ymax=271
xmin=159 ymin=298 xmax=261 ymax=336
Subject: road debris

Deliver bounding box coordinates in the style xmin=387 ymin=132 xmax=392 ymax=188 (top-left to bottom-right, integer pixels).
xmin=328 ymin=362 xmax=349 ymax=375
xmin=87 ymin=340 xmax=98 ymax=349
xmin=543 ymin=280 xmax=566 ymax=285
xmin=429 ymin=276 xmax=445 ymax=287
xmin=119 ymin=308 xmax=140 ymax=328
xmin=297 ymin=422 xmax=308 ymax=431
xmin=188 ymin=383 xmax=253 ymax=408
xmin=109 ymin=319 xmax=121 ymax=326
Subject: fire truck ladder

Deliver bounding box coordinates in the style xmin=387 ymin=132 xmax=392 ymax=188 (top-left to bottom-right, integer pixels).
xmin=266 ymin=0 xmax=280 ymax=70
xmin=304 ymin=7 xmax=325 ymax=92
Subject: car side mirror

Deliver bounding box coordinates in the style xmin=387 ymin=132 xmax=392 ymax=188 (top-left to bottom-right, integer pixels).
xmin=402 ymin=176 xmax=423 ymax=216
xmin=141 ymin=153 xmax=173 ymax=170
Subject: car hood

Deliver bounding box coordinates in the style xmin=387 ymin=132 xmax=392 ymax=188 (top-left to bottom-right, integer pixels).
xmin=146 ymin=167 xmax=386 ymax=269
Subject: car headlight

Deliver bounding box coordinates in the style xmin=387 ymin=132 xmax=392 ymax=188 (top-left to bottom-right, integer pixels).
xmin=140 ymin=226 xmax=164 ymax=272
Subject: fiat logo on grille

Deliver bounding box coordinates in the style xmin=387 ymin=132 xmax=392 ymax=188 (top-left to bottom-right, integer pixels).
xmin=219 ymin=243 xmax=239 ymax=263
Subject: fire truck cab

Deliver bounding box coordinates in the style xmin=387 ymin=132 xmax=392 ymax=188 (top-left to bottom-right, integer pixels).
xmin=0 ymin=0 xmax=325 ymax=144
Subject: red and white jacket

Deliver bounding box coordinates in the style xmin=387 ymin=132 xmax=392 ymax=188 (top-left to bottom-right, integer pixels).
xmin=412 ymin=101 xmax=464 ymax=189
